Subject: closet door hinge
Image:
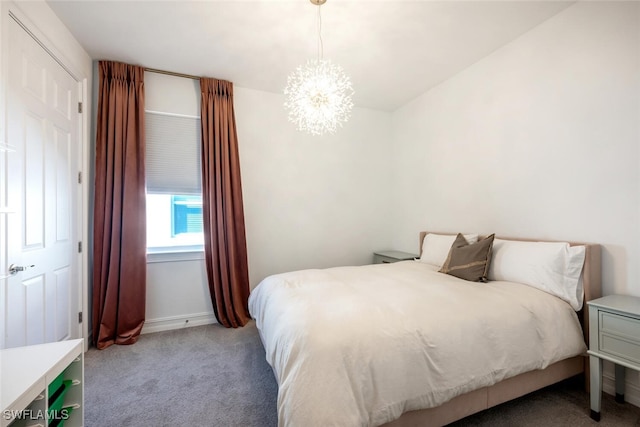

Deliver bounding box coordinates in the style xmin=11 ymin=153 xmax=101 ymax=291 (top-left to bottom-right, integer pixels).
xmin=78 ymin=312 xmax=83 ymax=323
xmin=78 ymin=171 xmax=82 ymax=184
xmin=78 ymin=102 xmax=83 ymax=113
xmin=78 ymin=241 xmax=82 ymax=253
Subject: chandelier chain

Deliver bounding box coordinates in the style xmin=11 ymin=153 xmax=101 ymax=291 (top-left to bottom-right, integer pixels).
xmin=317 ymin=4 xmax=324 ymax=62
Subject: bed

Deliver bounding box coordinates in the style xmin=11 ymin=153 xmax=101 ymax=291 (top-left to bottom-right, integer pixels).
xmin=249 ymin=232 xmax=602 ymax=427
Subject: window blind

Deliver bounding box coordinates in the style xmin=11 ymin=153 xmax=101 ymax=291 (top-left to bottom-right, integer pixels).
xmin=145 ymin=111 xmax=202 ymax=194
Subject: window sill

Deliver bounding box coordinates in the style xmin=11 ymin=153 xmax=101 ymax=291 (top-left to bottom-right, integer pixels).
xmin=147 ymin=248 xmax=205 ymax=263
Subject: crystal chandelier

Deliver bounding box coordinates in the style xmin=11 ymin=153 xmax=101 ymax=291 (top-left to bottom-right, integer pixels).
xmin=284 ymin=0 xmax=354 ymax=136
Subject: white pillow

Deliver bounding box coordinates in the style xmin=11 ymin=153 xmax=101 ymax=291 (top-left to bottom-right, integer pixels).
xmin=420 ymin=233 xmax=478 ymax=268
xmin=488 ymin=239 xmax=586 ymax=310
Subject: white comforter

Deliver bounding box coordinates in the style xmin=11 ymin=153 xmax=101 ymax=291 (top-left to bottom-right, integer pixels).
xmin=249 ymin=261 xmax=587 ymax=427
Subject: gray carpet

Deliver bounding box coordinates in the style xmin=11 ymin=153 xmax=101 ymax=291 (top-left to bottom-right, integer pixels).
xmin=84 ymin=322 xmax=278 ymax=426
xmin=85 ymin=322 xmax=640 ymax=426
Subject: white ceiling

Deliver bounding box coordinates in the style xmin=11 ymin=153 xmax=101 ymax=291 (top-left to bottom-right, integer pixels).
xmin=46 ymin=0 xmax=573 ymax=111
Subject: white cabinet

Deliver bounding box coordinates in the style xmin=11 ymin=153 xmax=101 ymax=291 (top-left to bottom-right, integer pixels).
xmin=1 ymin=339 xmax=83 ymax=427
xmin=587 ymin=295 xmax=640 ymax=422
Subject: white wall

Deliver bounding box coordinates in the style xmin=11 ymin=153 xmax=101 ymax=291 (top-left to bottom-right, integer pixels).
xmin=143 ymin=72 xmax=393 ymax=332
xmin=236 ymin=87 xmax=394 ymax=284
xmin=391 ymin=1 xmax=640 ymax=296
xmin=390 ymin=0 xmax=640 ymax=404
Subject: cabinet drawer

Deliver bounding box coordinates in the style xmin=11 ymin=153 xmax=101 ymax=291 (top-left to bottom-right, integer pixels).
xmin=600 ymin=312 xmax=640 ymax=342
xmin=600 ymin=334 xmax=640 ymax=364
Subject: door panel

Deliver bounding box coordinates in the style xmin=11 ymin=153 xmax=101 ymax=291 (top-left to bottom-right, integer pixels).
xmin=54 ymin=127 xmax=72 ymax=242
xmin=23 ymin=112 xmax=45 ymax=249
xmin=54 ymin=266 xmax=71 ymax=342
xmin=3 ymin=16 xmax=80 ymax=349
xmin=24 ymin=275 xmax=45 ymax=345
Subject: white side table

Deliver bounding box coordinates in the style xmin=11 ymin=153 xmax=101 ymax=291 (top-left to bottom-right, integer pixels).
xmin=373 ymin=250 xmax=418 ymax=264
xmin=587 ymin=295 xmax=640 ymax=421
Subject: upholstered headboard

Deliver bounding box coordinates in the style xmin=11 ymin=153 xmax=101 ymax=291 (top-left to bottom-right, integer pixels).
xmin=418 ymin=231 xmax=602 ymax=345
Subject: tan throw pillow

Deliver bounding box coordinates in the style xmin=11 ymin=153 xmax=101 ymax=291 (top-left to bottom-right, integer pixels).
xmin=439 ymin=233 xmax=495 ymax=282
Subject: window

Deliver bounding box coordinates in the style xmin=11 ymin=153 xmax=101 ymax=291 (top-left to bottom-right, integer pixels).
xmin=146 ymin=194 xmax=203 ymax=251
xmin=145 ymin=111 xmax=203 ymax=253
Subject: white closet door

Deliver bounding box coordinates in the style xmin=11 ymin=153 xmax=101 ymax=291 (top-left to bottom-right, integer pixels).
xmin=2 ymin=16 xmax=82 ymax=349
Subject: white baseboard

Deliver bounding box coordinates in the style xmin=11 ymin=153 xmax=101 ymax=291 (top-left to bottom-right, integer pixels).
xmin=142 ymin=312 xmax=217 ymax=334
xmin=603 ymin=372 xmax=640 ymax=408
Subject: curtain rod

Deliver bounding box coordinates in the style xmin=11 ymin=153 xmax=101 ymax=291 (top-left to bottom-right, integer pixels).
xmin=145 ymin=67 xmax=200 ymax=81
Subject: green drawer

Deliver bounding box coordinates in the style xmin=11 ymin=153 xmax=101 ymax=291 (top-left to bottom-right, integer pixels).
xmin=48 ymin=380 xmax=72 ymax=420
xmin=48 ymin=372 xmax=65 ymax=397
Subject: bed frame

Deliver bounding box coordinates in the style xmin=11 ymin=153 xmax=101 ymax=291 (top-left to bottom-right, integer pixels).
xmin=380 ymin=232 xmax=602 ymax=427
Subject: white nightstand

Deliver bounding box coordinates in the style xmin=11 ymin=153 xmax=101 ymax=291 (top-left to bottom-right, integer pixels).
xmin=373 ymin=250 xmax=418 ymax=264
xmin=587 ymin=294 xmax=640 ymax=421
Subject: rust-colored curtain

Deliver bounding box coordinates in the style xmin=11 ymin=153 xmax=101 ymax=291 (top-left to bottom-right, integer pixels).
xmin=92 ymin=61 xmax=146 ymax=349
xmin=200 ymin=78 xmax=250 ymax=328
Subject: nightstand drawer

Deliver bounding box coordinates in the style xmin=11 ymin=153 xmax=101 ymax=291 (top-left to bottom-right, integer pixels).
xmin=600 ymin=334 xmax=640 ymax=364
xmin=600 ymin=312 xmax=640 ymax=342
xmin=599 ymin=311 xmax=640 ymax=364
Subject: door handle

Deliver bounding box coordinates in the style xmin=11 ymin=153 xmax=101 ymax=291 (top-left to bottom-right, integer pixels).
xmin=8 ymin=264 xmax=35 ymax=275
